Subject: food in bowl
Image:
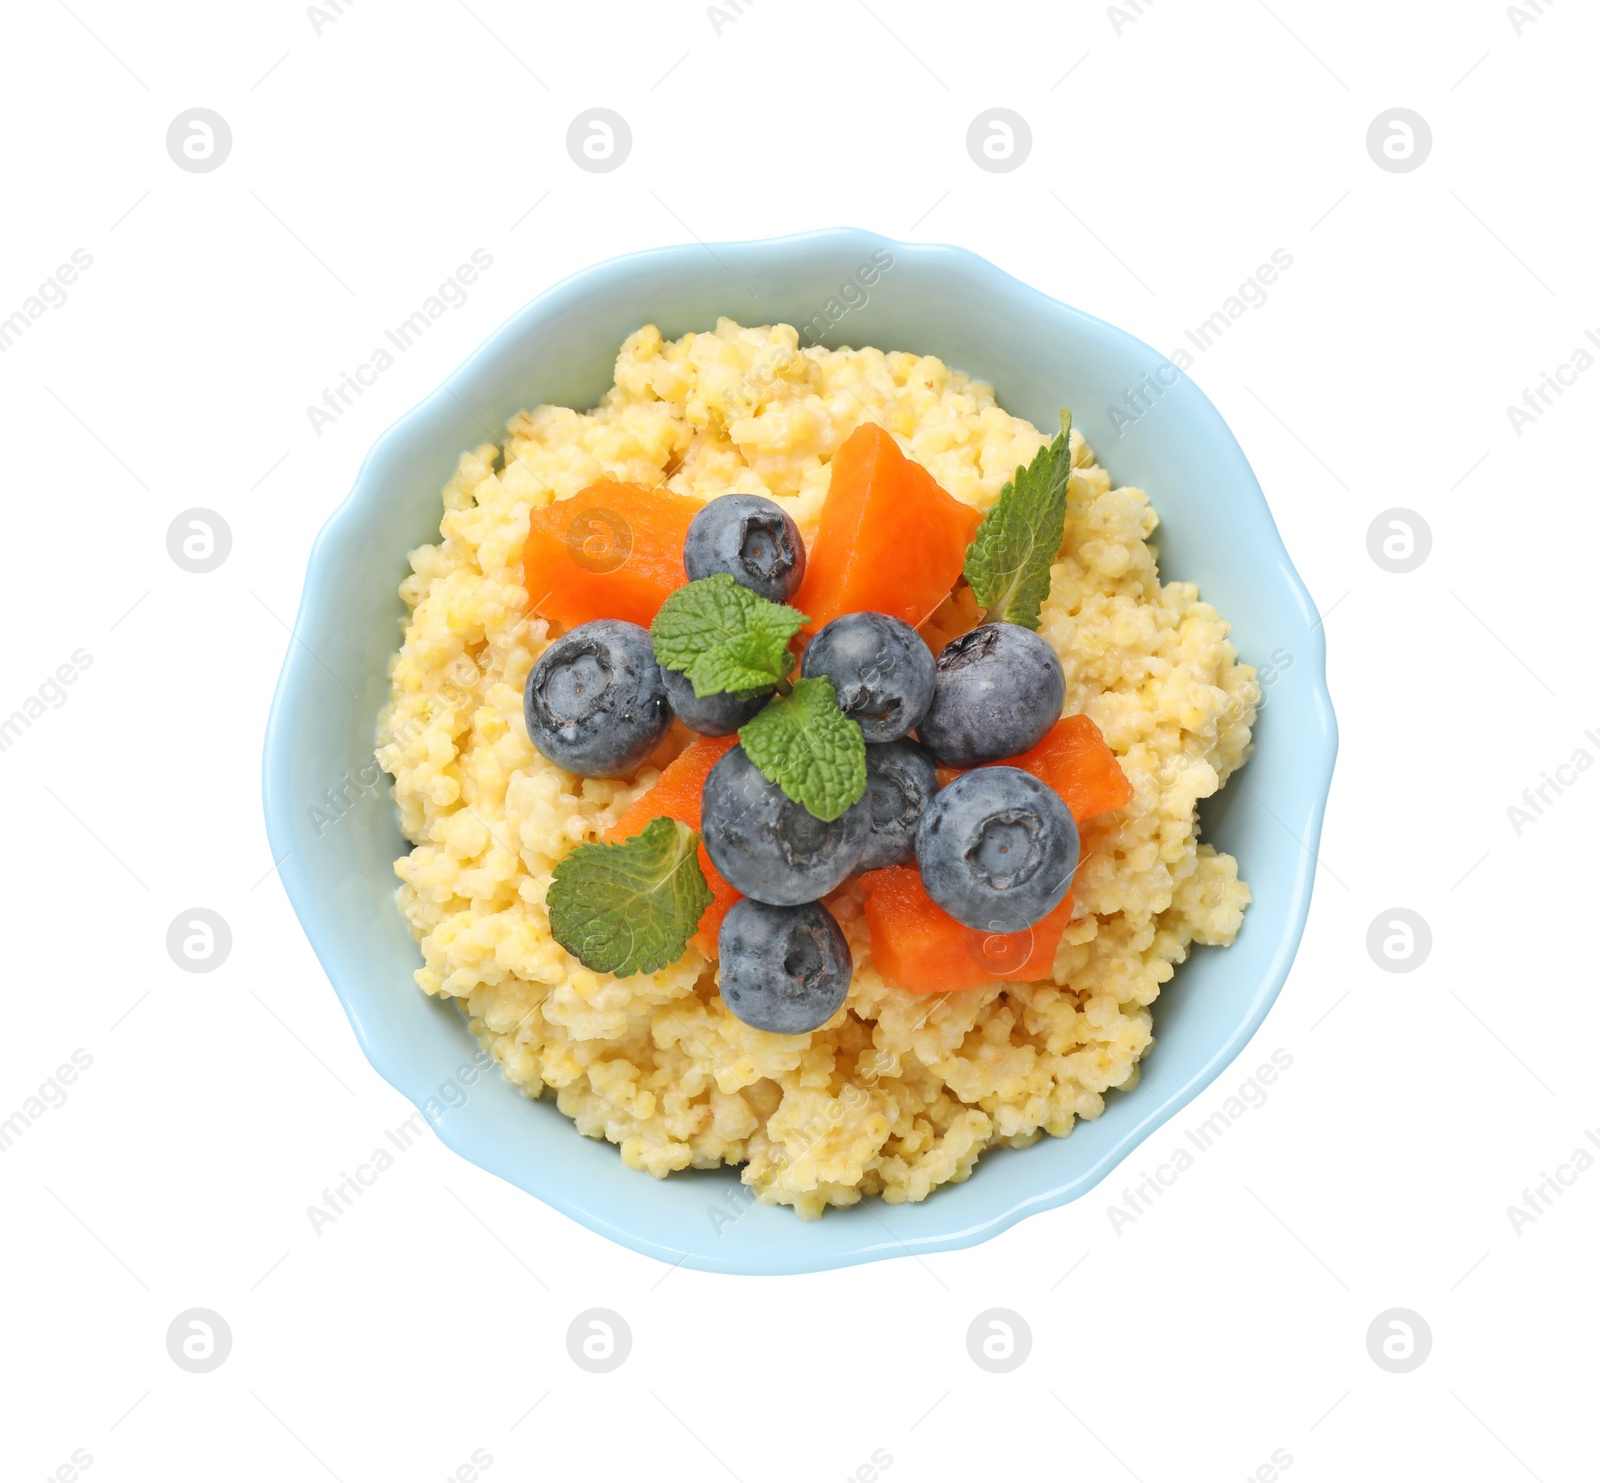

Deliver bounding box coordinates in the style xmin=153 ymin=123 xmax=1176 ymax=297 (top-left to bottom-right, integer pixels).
xmin=376 ymin=319 xmax=1258 ymax=1218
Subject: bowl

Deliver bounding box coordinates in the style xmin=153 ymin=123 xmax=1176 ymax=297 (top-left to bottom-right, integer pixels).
xmin=261 ymin=228 xmax=1337 ymax=1275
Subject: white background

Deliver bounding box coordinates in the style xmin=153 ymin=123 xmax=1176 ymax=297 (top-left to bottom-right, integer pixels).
xmin=1 ymin=1 xmax=1594 ymax=1479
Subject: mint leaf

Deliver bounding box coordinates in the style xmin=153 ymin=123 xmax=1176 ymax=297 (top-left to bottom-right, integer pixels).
xmin=652 ymin=575 xmax=805 ymax=697
xmin=963 ymin=409 xmax=1073 ymax=630
xmin=739 ymin=676 xmax=866 ymax=822
xmin=547 ymin=817 xmax=713 ymax=976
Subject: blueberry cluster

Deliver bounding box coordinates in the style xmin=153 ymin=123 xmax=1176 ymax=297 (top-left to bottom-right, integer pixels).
xmin=524 ymin=494 xmax=1077 ymax=1035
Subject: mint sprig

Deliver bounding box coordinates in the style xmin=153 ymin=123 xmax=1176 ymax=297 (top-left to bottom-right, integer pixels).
xmin=963 ymin=409 xmax=1073 ymax=630
xmin=652 ymin=575 xmax=805 ymax=698
xmin=652 ymin=574 xmax=866 ymax=821
xmin=738 ymin=676 xmax=866 ymax=822
xmin=547 ymin=817 xmax=712 ymax=975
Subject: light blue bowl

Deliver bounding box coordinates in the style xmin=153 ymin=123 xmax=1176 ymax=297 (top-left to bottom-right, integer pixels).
xmin=262 ymin=228 xmax=1336 ymax=1275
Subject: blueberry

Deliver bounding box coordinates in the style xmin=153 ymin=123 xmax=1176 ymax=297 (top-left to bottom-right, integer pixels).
xmin=717 ymin=898 xmax=852 ymax=1034
xmin=858 ymin=740 xmax=939 ymax=871
xmin=683 ymin=494 xmax=806 ymax=604
xmin=917 ymin=623 xmax=1065 ymax=766
xmin=700 ymin=746 xmax=869 ymax=906
xmin=800 ymin=611 xmax=936 ymax=742
xmin=659 ymin=665 xmax=768 ymax=736
xmin=523 ymin=619 xmax=671 ymax=777
xmin=914 ymin=766 xmax=1079 ymax=932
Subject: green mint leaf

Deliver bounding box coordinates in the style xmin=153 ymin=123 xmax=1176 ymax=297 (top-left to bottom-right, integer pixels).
xmin=963 ymin=409 xmax=1073 ymax=630
xmin=652 ymin=574 xmax=806 ymax=697
xmin=547 ymin=817 xmax=713 ymax=976
xmin=738 ymin=676 xmax=866 ymax=822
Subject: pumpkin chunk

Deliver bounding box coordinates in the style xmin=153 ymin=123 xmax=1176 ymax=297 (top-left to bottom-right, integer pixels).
xmin=861 ymin=865 xmax=1074 ymax=995
xmin=524 ymin=479 xmax=700 ymax=631
xmin=794 ymin=424 xmax=981 ymax=631
xmin=934 ymin=716 xmax=1133 ymax=823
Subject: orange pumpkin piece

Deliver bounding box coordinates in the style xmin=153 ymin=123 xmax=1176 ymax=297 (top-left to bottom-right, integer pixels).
xmin=861 ymin=865 xmax=1075 ymax=996
xmin=990 ymin=715 xmax=1133 ymax=823
xmin=604 ymin=732 xmax=740 ymax=960
xmin=917 ymin=581 xmax=982 ymax=656
xmin=794 ymin=424 xmax=982 ymax=632
xmin=523 ymin=479 xmax=700 ymax=631
xmin=935 ymin=716 xmax=1133 ymax=824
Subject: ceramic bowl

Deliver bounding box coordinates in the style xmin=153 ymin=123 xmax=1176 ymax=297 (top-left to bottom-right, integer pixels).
xmin=261 ymin=228 xmax=1337 ymax=1274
